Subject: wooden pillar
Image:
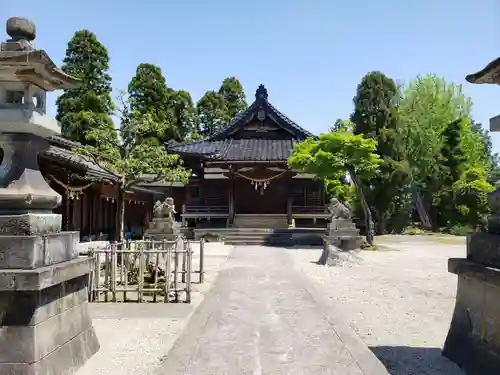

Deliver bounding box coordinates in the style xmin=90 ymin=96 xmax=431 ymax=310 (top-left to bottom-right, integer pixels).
xmin=80 ymin=194 xmax=86 ymax=234
xmin=88 ymin=192 xmax=93 ymax=238
xmin=64 ymin=193 xmax=70 ymax=231
xmin=228 ymin=176 xmax=234 ymax=226
xmin=320 ymin=181 xmax=325 ymax=205
xmin=184 ymin=185 xmax=190 ymax=205
xmin=99 ymin=198 xmax=105 ymax=236
xmin=287 ymin=195 xmax=292 ymax=227
xmin=72 ymin=198 xmax=79 ymax=231
xmin=92 ymin=189 xmax=99 ymax=237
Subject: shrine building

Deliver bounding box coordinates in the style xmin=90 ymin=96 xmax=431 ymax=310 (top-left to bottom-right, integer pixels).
xmin=167 ymin=84 xmax=329 ymax=238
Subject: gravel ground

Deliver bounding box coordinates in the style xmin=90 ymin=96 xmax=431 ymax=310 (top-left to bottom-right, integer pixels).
xmin=76 ymin=242 xmax=233 ymax=375
xmin=289 ymin=237 xmax=466 ymax=375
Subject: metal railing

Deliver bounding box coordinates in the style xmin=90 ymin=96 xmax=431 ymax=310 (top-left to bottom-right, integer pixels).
xmin=291 ymin=205 xmax=328 ymax=214
xmin=182 ymin=204 xmax=229 ymax=214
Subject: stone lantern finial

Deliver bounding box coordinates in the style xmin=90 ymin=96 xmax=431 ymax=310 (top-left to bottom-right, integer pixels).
xmin=4 ymin=17 xmax=36 ymax=51
xmin=6 ymin=17 xmax=36 ymax=41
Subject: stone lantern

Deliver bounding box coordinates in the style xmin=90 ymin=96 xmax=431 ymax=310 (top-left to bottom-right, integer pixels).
xmin=0 ymin=17 xmax=99 ymax=374
xmin=442 ymin=58 xmax=500 ymax=375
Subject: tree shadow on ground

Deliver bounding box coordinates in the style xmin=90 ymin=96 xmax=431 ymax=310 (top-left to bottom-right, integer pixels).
xmin=369 ymin=346 xmax=465 ymax=375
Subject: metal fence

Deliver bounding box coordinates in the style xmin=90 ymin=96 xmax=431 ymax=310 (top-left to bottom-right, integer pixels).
xmin=87 ymin=237 xmax=205 ymax=303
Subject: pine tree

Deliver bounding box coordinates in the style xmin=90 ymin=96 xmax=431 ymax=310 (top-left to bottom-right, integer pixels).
xmin=56 ymin=30 xmax=116 ymax=144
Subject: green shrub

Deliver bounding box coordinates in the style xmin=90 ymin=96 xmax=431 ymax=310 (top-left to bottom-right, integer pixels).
xmin=402 ymin=226 xmax=429 ymax=235
xmin=447 ymin=224 xmax=473 ymax=236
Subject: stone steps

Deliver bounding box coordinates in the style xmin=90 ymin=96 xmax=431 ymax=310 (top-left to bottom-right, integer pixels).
xmin=193 ymin=227 xmax=325 ymax=246
xmin=228 ymin=228 xmax=323 ymax=246
xmin=233 ymin=214 xmax=288 ymax=229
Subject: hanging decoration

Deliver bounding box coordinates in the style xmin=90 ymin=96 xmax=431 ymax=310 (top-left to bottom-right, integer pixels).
xmin=233 ymin=169 xmax=287 ymax=195
xmin=46 ymin=174 xmax=93 ymax=200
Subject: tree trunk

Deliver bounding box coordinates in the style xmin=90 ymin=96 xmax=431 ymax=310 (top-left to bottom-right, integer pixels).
xmin=115 ymin=183 xmax=125 ymax=243
xmin=375 ymin=210 xmax=387 ymax=235
xmin=349 ymin=169 xmax=374 ymax=245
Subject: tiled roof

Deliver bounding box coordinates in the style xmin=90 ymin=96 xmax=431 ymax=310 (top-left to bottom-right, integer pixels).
xmin=168 ymin=139 xmax=295 ymax=161
xmin=167 ymin=140 xmax=222 ymax=156
xmin=466 ymin=57 xmax=500 ymax=84
xmin=211 ymin=84 xmax=315 ymax=141
xmin=41 ymin=136 xmax=118 ymax=181
xmin=168 ymin=85 xmax=314 ymax=162
xmin=219 ymin=139 xmax=294 ymax=161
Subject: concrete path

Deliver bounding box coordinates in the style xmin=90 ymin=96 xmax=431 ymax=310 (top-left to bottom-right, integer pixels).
xmin=154 ymin=246 xmax=388 ymax=375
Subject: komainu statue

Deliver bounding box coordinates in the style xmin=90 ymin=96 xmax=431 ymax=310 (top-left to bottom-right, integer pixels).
xmin=163 ymin=197 xmax=176 ymax=224
xmin=328 ymin=198 xmax=352 ymax=220
xmin=153 ymin=200 xmax=165 ymax=218
xmin=153 ymin=197 xmax=177 ymax=224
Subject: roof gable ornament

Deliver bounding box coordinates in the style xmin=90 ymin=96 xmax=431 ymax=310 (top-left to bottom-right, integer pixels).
xmin=255 ymin=84 xmax=268 ymax=100
xmin=207 ymin=83 xmax=315 ymax=141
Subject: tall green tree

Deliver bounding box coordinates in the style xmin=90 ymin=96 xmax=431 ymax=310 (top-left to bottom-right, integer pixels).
xmin=196 ymin=91 xmax=228 ymax=137
xmin=288 ymin=131 xmax=382 ymax=245
xmin=218 ymin=77 xmax=248 ymax=120
xmin=169 ymin=90 xmax=197 ymax=141
xmin=434 ymin=119 xmax=467 ymax=226
xmin=398 ymin=75 xmax=475 ymax=184
xmin=350 ymin=71 xmax=409 ymax=233
xmin=441 ymin=119 xmax=467 ymax=184
xmin=470 ymin=120 xmax=500 ymax=184
xmin=76 ymin=95 xmax=190 ymax=241
xmin=398 ymin=74 xmax=489 ymax=230
xmin=56 ymin=30 xmax=116 ymax=144
xmin=127 ymin=63 xmax=177 ymax=143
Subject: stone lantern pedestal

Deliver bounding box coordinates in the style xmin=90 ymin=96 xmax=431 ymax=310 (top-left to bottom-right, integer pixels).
xmin=0 ymin=17 xmax=99 ymax=374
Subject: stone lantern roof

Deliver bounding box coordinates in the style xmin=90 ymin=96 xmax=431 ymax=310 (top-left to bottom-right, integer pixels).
xmin=0 ymin=17 xmax=79 ymax=91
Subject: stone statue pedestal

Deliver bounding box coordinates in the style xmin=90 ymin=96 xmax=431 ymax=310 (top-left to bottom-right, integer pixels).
xmin=323 ymin=219 xmax=362 ymax=250
xmin=319 ymin=219 xmax=362 ymax=267
xmin=145 ymin=197 xmax=180 ymax=242
xmin=443 ymin=232 xmax=500 ymax=374
xmin=145 ymin=217 xmax=180 ymax=241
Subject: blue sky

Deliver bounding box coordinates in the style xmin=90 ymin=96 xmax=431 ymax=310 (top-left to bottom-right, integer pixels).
xmin=4 ymin=0 xmax=500 ymax=150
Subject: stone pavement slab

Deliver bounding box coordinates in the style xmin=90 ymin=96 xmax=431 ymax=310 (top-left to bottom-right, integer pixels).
xmin=154 ymin=246 xmax=389 ymax=375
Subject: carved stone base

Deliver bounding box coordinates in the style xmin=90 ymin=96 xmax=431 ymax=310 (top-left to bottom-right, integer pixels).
xmin=443 ymin=258 xmax=500 ymax=375
xmin=145 ymin=217 xmax=180 ymax=241
xmin=0 ymin=230 xmax=79 ymax=269
xmin=327 ymin=219 xmax=360 ymax=238
xmin=0 ymin=267 xmax=99 ymax=375
xmin=0 ymin=213 xmax=62 ymax=236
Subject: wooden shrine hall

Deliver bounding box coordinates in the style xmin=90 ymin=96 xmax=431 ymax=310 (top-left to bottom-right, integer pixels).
xmin=168 ymin=84 xmax=329 ymax=231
